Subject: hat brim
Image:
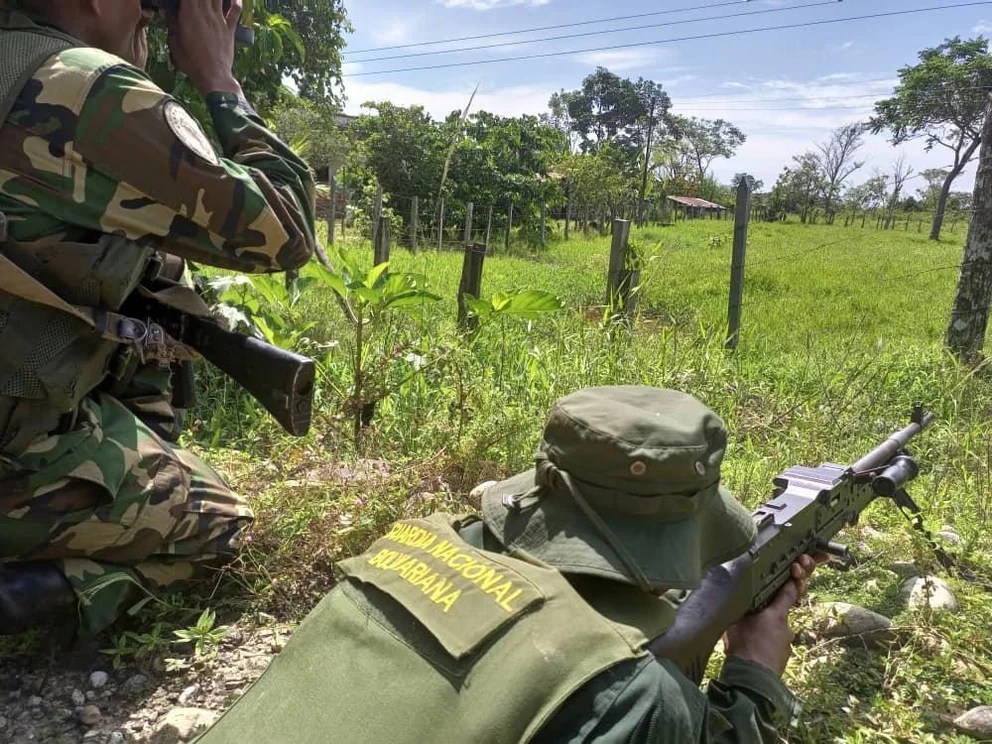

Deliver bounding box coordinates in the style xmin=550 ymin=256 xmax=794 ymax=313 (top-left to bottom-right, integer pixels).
xmin=481 ymin=469 xmax=755 ymax=591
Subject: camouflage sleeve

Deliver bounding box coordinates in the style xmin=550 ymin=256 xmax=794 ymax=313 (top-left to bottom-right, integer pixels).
xmin=0 ymin=47 xmax=315 ymax=273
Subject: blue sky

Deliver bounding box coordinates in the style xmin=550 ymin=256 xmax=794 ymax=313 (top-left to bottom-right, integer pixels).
xmin=340 ymin=0 xmax=991 ymax=191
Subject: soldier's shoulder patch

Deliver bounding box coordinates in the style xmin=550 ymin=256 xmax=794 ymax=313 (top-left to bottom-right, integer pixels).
xmin=163 ymin=101 xmax=219 ymax=167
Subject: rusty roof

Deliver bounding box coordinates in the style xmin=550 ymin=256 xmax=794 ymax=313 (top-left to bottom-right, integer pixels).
xmin=666 ymin=196 xmax=727 ymax=209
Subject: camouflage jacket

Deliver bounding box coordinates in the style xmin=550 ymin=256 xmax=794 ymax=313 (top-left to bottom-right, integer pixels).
xmin=0 ymin=31 xmax=317 ymax=271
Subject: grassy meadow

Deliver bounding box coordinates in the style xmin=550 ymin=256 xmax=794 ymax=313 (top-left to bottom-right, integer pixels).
xmin=166 ymin=216 xmax=992 ymax=741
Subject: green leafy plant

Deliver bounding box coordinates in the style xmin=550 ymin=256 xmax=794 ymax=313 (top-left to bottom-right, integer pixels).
xmin=172 ymin=609 xmax=230 ymax=660
xmin=463 ymin=289 xmax=564 ymax=327
xmin=306 ymin=254 xmax=441 ymax=448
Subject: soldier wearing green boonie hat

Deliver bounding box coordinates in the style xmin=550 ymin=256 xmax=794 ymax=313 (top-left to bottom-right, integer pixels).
xmin=198 ymin=386 xmax=816 ymax=743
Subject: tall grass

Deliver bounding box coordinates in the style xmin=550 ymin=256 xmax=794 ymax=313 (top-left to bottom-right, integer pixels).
xmin=192 ymin=217 xmax=989 ymax=742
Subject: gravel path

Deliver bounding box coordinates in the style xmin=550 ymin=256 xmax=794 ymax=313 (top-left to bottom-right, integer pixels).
xmin=0 ymin=622 xmax=293 ymax=744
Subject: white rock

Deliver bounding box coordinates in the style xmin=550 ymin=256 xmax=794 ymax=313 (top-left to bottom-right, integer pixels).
xmin=71 ymin=689 xmax=87 ymax=707
xmin=0 ymin=715 xmax=7 ymax=729
xmin=89 ymin=671 xmax=109 ymax=689
xmin=108 ymin=732 xmax=126 ymax=744
xmin=80 ymin=704 xmax=102 ymax=726
xmin=177 ymin=684 xmax=200 ymax=706
xmin=469 ymin=480 xmax=499 ymax=503
xmin=902 ymin=575 xmax=959 ymax=611
xmin=937 ymin=530 xmax=962 ymax=546
xmin=27 ymin=695 xmax=42 ymax=707
xmin=889 ymin=561 xmax=918 ymax=579
xmin=955 ymin=706 xmax=992 ymax=739
xmin=815 ymin=602 xmax=895 ymax=647
xmin=148 ymin=707 xmax=219 ymax=744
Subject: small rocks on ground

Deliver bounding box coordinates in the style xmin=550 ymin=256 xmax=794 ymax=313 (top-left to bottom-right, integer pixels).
xmin=177 ymin=684 xmax=200 ymax=706
xmin=954 ymin=706 xmax=992 ymax=740
xmin=79 ymin=704 xmax=102 ymax=726
xmin=123 ymin=674 xmax=150 ymax=695
xmin=901 ymin=575 xmax=959 ymax=611
xmin=148 ymin=707 xmax=219 ymax=744
xmin=815 ymin=602 xmax=895 ymax=647
xmin=90 ymin=671 xmax=110 ymax=689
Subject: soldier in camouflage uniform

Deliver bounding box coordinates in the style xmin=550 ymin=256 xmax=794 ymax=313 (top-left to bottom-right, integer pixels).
xmin=0 ymin=0 xmax=316 ymax=636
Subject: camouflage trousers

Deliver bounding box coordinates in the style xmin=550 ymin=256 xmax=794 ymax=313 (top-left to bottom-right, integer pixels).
xmin=0 ymin=391 xmax=253 ymax=636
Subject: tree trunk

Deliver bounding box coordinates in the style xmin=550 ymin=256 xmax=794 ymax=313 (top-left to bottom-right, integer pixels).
xmin=946 ymin=96 xmax=992 ymax=361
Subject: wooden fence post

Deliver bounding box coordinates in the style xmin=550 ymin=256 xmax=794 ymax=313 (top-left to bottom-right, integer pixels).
xmin=373 ymin=215 xmax=391 ymax=268
xmin=918 ymin=219 xmax=923 ymax=233
xmin=410 ymin=196 xmax=419 ymax=252
xmin=485 ymin=205 xmax=493 ymax=250
xmin=606 ymin=219 xmax=637 ymax=318
xmin=437 ymin=198 xmax=445 ymax=252
xmin=371 ymin=183 xmax=383 ymax=245
xmin=505 ymin=202 xmax=514 ymax=252
xmin=457 ymin=243 xmax=487 ymax=331
xmin=726 ymin=178 xmax=752 ymax=350
xmin=540 ymin=200 xmax=547 ymax=247
xmin=565 ymin=187 xmax=572 ymax=240
xmin=463 ymin=202 xmax=474 ymax=247
xmin=327 ymin=166 xmax=337 ymax=245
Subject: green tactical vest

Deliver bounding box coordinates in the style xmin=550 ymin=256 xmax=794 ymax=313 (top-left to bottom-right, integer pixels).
xmin=198 ymin=514 xmax=677 ymax=744
xmin=0 ymin=11 xmax=158 ymax=453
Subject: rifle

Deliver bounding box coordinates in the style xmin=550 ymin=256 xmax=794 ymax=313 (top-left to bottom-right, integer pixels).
xmin=123 ymin=291 xmax=315 ymax=437
xmin=650 ymin=405 xmax=935 ymax=683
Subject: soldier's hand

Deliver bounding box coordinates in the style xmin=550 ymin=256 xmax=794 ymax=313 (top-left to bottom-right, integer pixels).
xmin=722 ymin=554 xmax=821 ymax=677
xmin=168 ymin=0 xmax=244 ymax=97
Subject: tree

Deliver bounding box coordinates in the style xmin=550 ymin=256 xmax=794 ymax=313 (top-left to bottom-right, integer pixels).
xmin=884 ymin=155 xmax=914 ymax=229
xmin=668 ymin=116 xmax=746 ymax=184
xmin=271 ymin=95 xmax=351 ymax=174
xmin=871 ymin=37 xmax=992 ymax=240
xmin=844 ymin=175 xmax=889 ymax=212
xmin=634 ymin=79 xmax=672 ymax=226
xmin=946 ymin=96 xmax=992 ymax=359
xmin=564 ymin=68 xmax=649 ymax=167
xmin=343 ymin=102 xmax=446 ymax=217
xmin=814 ymin=123 xmax=866 ymax=220
xmin=543 ymin=90 xmax=580 ymax=155
xmin=774 ymin=153 xmax=825 ymax=223
xmin=268 ymin=0 xmax=351 ymax=105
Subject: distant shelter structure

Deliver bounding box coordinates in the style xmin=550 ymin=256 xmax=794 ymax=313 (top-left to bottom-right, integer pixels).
xmin=666 ymin=196 xmax=729 ymax=220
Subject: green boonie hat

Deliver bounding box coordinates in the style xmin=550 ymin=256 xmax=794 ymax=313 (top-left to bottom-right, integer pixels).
xmin=481 ymin=386 xmax=756 ymax=592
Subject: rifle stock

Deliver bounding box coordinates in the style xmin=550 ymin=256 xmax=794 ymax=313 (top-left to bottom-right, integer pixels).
xmin=124 ymin=292 xmax=315 ymax=437
xmin=650 ymin=407 xmax=934 ymax=683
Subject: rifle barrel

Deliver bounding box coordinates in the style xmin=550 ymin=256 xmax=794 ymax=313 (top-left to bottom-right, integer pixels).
xmin=849 ymin=411 xmax=934 ymax=474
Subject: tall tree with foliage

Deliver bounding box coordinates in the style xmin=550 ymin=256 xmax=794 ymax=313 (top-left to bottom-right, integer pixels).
xmin=871 ymin=37 xmax=992 ymax=240
xmin=565 ymin=68 xmax=648 ymax=167
xmin=946 ymin=95 xmax=992 ymax=359
xmin=668 ymin=116 xmax=746 ymax=184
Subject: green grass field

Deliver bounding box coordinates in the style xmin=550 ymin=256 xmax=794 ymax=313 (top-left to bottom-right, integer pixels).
xmin=189 ymin=217 xmax=992 ymax=742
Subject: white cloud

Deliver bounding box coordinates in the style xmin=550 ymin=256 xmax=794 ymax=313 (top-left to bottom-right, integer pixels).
xmin=974 ymin=20 xmax=992 ymax=33
xmin=574 ymin=49 xmax=665 ymax=72
xmin=438 ymin=0 xmax=549 ymax=9
xmin=372 ymin=17 xmax=418 ymax=46
xmin=343 ymin=78 xmax=552 ymax=119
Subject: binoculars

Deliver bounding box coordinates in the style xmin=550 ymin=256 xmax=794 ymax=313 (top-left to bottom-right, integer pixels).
xmin=141 ymin=0 xmax=255 ymax=46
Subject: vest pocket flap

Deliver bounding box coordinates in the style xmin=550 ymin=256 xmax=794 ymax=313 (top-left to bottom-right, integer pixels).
xmin=337 ymin=519 xmax=546 ymax=660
